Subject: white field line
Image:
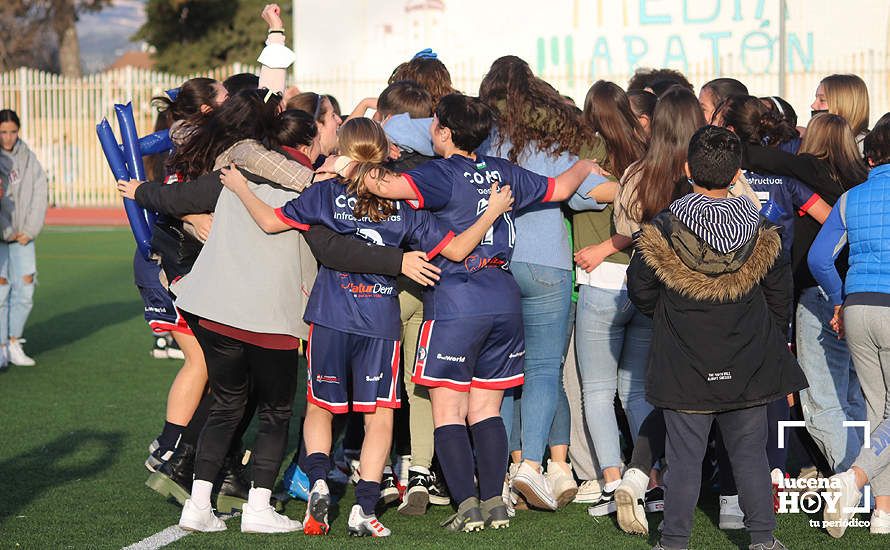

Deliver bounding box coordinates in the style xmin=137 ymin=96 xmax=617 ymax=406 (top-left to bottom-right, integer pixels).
xmin=122 ymin=513 xmax=238 ymax=550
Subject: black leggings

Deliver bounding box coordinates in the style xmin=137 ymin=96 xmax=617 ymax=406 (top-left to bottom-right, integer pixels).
xmin=184 ymin=312 xmax=299 ymax=489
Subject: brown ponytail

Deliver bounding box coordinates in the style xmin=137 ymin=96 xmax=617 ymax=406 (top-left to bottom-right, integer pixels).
xmin=338 ymin=118 xmax=398 ymax=223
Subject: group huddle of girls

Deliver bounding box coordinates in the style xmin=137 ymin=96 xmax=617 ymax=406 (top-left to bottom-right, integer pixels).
xmin=115 ymin=4 xmax=890 ymax=547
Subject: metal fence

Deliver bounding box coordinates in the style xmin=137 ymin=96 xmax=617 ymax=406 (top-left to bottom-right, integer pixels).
xmin=1 ymin=53 xmax=888 ymax=207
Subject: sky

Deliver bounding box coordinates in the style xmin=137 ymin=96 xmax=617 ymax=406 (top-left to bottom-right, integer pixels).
xmin=77 ymin=0 xmax=147 ymax=73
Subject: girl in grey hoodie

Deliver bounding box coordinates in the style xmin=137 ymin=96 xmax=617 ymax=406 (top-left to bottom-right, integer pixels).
xmin=0 ymin=109 xmax=48 ymax=369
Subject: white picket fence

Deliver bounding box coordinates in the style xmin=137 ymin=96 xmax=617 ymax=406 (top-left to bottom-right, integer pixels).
xmin=1 ymin=54 xmax=889 ymax=207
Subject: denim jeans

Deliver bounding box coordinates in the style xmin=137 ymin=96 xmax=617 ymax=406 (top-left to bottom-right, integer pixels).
xmin=796 ymin=286 xmax=866 ymax=472
xmin=499 ymin=262 xmax=572 ymax=464
xmin=0 ymin=240 xmax=37 ymax=344
xmin=576 ymin=284 xmax=653 ymax=470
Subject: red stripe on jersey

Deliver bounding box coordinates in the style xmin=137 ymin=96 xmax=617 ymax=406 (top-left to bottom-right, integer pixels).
xmin=798 ymin=193 xmax=820 ymax=217
xmin=413 ymin=320 xmax=434 ymax=381
xmin=542 ymin=177 xmax=557 ymax=202
xmin=403 ymin=173 xmax=424 ymax=210
xmin=427 ymin=231 xmax=454 ymax=260
xmin=274 ymin=207 xmax=310 ymax=230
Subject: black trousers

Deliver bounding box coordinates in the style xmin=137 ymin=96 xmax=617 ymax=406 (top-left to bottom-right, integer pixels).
xmin=662 ymin=406 xmax=775 ymax=549
xmin=185 ymin=312 xmax=299 ymax=489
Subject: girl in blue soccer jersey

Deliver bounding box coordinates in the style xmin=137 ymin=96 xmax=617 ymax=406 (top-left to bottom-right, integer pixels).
xmin=220 ymin=117 xmax=514 ymax=537
xmin=343 ymin=93 xmax=601 ymax=532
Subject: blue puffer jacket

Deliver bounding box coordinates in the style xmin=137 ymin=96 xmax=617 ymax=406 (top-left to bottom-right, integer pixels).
xmin=845 ymin=164 xmax=890 ymax=296
xmin=808 ymin=163 xmax=890 ymax=304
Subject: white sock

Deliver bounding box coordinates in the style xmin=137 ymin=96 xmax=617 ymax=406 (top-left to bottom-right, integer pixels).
xmin=409 ymin=465 xmax=431 ymax=475
xmin=247 ymin=487 xmax=272 ymax=510
xmin=191 ymin=479 xmax=213 ymax=508
xmin=604 ymin=479 xmax=621 ymax=493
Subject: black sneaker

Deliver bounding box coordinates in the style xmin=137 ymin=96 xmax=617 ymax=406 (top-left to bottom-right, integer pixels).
xmin=380 ymin=468 xmax=402 ymax=504
xmin=398 ymin=469 xmax=432 ymax=516
xmin=428 ymin=469 xmax=451 ymax=506
xmin=587 ymin=488 xmax=617 ymax=517
xmin=645 ymin=486 xmax=665 ymax=513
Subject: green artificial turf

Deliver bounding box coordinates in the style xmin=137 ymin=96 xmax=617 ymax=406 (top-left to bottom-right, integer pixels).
xmin=0 ymin=227 xmax=884 ymax=549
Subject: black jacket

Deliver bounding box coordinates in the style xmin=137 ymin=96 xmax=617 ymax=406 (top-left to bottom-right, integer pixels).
xmin=134 ymin=169 xmax=404 ymax=279
xmin=627 ymin=211 xmax=807 ymax=412
xmin=741 ymin=144 xmax=864 ymax=291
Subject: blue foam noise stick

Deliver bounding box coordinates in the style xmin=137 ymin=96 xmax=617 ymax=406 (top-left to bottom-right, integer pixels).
xmin=119 ymin=130 xmax=172 ymax=156
xmin=96 ymin=118 xmax=153 ymax=260
xmin=115 ymin=103 xmax=160 ymax=232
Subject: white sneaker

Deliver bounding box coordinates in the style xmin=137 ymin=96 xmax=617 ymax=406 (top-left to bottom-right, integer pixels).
xmin=241 ymin=502 xmax=302 ymax=533
xmin=574 ymin=479 xmax=603 ymax=503
xmin=347 ymin=504 xmax=391 ymax=537
xmin=179 ymin=499 xmax=226 ymax=532
xmin=512 ymin=461 xmax=558 ymax=510
xmin=0 ymin=344 xmax=8 ymax=369
xmin=718 ymin=494 xmax=745 ymax=530
xmin=871 ymin=508 xmax=890 ymax=534
xmin=823 ymin=469 xmax=862 ymax=538
xmin=545 ymin=460 xmax=578 ymax=508
xmin=615 ymin=467 xmax=649 ymax=535
xmin=7 ymin=339 xmax=34 ymax=366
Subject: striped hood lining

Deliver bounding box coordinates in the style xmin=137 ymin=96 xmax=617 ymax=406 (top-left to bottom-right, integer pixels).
xmin=668 ymin=193 xmax=761 ymax=254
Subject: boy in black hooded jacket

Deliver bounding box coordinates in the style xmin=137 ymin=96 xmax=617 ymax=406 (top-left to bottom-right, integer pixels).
xmin=628 ymin=126 xmax=807 ymax=550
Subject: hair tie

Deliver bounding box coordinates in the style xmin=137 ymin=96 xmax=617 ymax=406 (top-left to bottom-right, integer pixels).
xmin=770 ymin=96 xmax=785 ymax=117
xmin=263 ymin=89 xmax=280 ymax=104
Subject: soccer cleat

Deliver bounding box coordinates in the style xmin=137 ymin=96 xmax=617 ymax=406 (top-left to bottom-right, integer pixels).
xmin=240 ymin=502 xmax=302 ymax=533
xmin=145 ymin=444 xmax=176 ymax=473
xmin=481 ymin=495 xmax=509 ymax=529
xmin=7 ymin=339 xmax=34 ymax=366
xmin=441 ymin=497 xmax=485 ymax=533
xmin=178 ymin=499 xmax=226 ymax=532
xmin=616 ymin=467 xmax=649 ymax=535
xmin=428 ymin=468 xmax=451 ymax=506
xmin=398 ymin=468 xmax=431 ymax=516
xmin=146 ymin=442 xmax=195 ymax=506
xmin=347 ymin=504 xmax=391 ymax=537
xmin=748 ymin=538 xmax=787 ymax=550
xmin=575 ymin=479 xmax=603 ymax=504
xmin=823 ymin=469 xmax=861 ymax=538
xmin=871 ymin=508 xmax=890 ymax=534
xmin=303 ymin=480 xmax=331 ymax=535
xmin=545 ymin=460 xmax=578 ymax=509
xmin=645 ymin=486 xmax=665 ymax=513
xmin=718 ymin=494 xmax=745 ymax=530
xmin=283 ymin=462 xmax=310 ymax=501
xmin=587 ymin=488 xmax=617 ymax=517
xmin=512 ymin=461 xmax=557 ymax=510
xmin=213 ymin=452 xmax=250 ymax=514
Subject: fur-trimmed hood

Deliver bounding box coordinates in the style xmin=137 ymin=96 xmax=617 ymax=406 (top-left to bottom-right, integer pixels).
xmin=635 ymin=212 xmax=782 ymax=303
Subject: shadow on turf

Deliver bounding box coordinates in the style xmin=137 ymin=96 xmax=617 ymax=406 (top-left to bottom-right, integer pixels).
xmin=0 ymin=429 xmax=124 ymax=522
xmin=25 ymin=301 xmax=142 ymax=355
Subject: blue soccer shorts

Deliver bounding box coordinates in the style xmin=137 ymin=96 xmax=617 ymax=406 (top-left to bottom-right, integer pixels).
xmin=306 ymin=323 xmax=401 ymax=413
xmin=138 ymin=285 xmax=192 ymax=335
xmin=412 ymin=314 xmax=525 ymax=392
